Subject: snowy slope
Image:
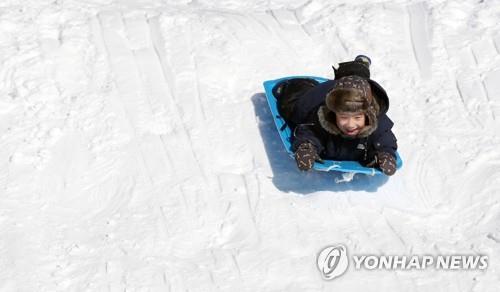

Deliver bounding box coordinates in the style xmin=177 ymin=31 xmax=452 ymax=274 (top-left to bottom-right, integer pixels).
xmin=0 ymin=0 xmax=500 ymax=291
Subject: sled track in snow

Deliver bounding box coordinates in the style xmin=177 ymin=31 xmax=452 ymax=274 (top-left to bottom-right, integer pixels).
xmin=97 ymin=11 xmax=211 ymax=186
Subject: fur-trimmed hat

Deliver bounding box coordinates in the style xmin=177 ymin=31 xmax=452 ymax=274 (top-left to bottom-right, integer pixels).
xmin=318 ymin=76 xmax=380 ymax=138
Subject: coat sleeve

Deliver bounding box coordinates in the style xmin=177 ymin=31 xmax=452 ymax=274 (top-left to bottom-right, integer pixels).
xmin=372 ymin=129 xmax=397 ymax=157
xmin=371 ymin=115 xmax=397 ymax=158
xmin=291 ymin=123 xmax=325 ymax=155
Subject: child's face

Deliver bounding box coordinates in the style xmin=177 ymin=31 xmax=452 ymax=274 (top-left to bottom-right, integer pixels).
xmin=335 ymin=111 xmax=366 ymax=137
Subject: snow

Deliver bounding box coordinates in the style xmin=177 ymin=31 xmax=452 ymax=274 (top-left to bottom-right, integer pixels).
xmin=1 ymin=0 xmax=500 ymax=291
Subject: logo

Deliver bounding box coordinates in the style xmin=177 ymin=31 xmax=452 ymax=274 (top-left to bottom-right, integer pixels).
xmin=316 ymin=243 xmax=489 ymax=280
xmin=317 ymin=244 xmax=349 ymax=280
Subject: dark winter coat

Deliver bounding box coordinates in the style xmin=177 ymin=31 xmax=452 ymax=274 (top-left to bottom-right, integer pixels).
xmin=289 ymin=79 xmax=397 ymax=164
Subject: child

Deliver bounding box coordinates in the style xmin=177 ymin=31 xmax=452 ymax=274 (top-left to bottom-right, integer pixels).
xmin=275 ymin=56 xmax=398 ymax=175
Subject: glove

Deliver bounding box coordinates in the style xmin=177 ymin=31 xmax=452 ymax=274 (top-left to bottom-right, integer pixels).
xmin=295 ymin=142 xmax=322 ymax=171
xmin=376 ymin=152 xmax=397 ymax=176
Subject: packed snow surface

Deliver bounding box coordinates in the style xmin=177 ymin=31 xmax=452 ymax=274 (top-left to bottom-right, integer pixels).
xmin=1 ymin=0 xmax=500 ymax=291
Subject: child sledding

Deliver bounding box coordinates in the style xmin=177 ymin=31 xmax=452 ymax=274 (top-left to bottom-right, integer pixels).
xmin=263 ymin=55 xmax=402 ymax=176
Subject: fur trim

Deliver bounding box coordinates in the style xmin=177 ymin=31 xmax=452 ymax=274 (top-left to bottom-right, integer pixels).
xmin=318 ymin=76 xmax=381 ymax=139
xmin=318 ymin=106 xmax=342 ymax=135
xmin=326 ymin=88 xmax=367 ymax=113
xmin=317 ymin=105 xmax=378 ymax=139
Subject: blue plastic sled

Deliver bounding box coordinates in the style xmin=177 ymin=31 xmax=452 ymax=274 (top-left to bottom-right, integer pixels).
xmin=263 ymin=76 xmax=403 ymax=175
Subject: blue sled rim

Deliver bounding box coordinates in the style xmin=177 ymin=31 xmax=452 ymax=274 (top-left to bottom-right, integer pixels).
xmin=263 ymin=76 xmax=403 ymax=175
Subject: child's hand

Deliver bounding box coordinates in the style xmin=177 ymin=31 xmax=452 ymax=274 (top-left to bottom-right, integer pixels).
xmin=377 ymin=152 xmax=397 ymax=176
xmin=295 ymin=142 xmax=321 ymax=171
